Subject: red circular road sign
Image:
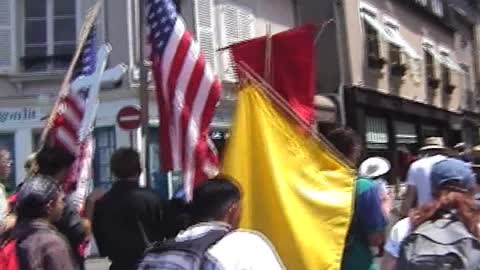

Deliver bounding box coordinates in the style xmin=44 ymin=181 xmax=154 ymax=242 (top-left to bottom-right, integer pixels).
xmin=116 ymin=105 xmax=142 ymax=130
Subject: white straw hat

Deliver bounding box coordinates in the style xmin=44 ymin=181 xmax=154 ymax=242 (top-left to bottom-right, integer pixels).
xmin=359 ymin=157 xmax=391 ymax=179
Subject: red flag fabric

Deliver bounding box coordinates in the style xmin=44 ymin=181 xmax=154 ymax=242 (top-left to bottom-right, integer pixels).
xmin=230 ymin=24 xmax=317 ymax=125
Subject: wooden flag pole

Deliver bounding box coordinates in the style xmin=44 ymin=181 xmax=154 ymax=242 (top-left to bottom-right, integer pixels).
xmin=138 ymin=0 xmax=151 ymax=188
xmin=38 ymin=1 xmax=103 ymax=151
xmin=237 ymin=62 xmax=354 ymax=169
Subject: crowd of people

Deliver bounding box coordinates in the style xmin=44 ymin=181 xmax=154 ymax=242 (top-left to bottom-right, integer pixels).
xmin=0 ymin=127 xmax=480 ymax=270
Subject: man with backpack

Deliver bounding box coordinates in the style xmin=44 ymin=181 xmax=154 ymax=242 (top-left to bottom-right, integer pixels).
xmin=382 ymin=158 xmax=480 ymax=270
xmin=137 ymin=177 xmax=285 ymax=270
xmin=0 ymin=175 xmax=75 ymax=270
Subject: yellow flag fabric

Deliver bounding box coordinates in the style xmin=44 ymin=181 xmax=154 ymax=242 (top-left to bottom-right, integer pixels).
xmin=222 ymin=84 xmax=355 ymax=270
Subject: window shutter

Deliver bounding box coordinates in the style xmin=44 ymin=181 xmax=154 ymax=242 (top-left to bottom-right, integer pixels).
xmin=0 ymin=0 xmax=13 ymax=73
xmin=218 ymin=4 xmax=254 ymax=82
xmin=195 ymin=0 xmax=216 ymax=73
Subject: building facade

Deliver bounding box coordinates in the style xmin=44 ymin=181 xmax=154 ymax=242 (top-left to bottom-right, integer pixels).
xmin=0 ymin=0 xmax=298 ymax=190
xmin=299 ymin=0 xmax=480 ymax=183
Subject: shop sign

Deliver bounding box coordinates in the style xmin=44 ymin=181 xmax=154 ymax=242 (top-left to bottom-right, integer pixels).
xmin=0 ymin=107 xmax=41 ymax=124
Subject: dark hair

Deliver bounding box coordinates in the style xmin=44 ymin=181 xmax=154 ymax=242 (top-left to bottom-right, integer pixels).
xmin=16 ymin=175 xmax=61 ymax=220
xmin=409 ymin=189 xmax=480 ymax=238
xmin=110 ymin=148 xmax=141 ymax=179
xmin=163 ymin=177 xmax=242 ymax=237
xmin=36 ymin=146 xmax=75 ymax=176
xmin=191 ymin=176 xmax=241 ymax=222
xmin=326 ymin=127 xmax=361 ymax=160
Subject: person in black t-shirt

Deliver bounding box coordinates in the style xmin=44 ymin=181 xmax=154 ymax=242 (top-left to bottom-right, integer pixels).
xmin=93 ymin=148 xmax=165 ymax=270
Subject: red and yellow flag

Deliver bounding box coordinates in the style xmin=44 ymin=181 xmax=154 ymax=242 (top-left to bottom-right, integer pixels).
xmin=222 ymin=84 xmax=355 ymax=270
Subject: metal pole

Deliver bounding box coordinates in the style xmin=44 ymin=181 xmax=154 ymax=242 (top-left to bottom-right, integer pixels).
xmin=137 ymin=0 xmax=151 ymax=188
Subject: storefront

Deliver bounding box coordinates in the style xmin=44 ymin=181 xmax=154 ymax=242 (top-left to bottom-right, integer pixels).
xmin=345 ymin=86 xmax=462 ymax=183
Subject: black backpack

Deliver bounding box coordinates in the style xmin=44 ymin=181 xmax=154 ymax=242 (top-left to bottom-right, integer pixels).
xmin=396 ymin=217 xmax=480 ymax=270
xmin=137 ymin=229 xmax=229 ymax=270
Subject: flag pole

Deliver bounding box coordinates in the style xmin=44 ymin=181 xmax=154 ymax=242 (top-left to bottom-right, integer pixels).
xmin=137 ymin=0 xmax=151 ymax=188
xmin=38 ymin=1 xmax=103 ymax=151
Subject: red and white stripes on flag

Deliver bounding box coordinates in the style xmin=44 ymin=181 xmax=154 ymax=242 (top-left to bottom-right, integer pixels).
xmin=147 ymin=0 xmax=221 ymax=199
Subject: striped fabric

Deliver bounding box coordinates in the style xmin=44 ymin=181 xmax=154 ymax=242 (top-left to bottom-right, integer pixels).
xmin=146 ymin=0 xmax=221 ymax=199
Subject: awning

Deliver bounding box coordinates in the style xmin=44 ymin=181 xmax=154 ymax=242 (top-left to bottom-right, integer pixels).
xmin=423 ymin=44 xmax=463 ymax=73
xmin=360 ymin=12 xmax=421 ymax=60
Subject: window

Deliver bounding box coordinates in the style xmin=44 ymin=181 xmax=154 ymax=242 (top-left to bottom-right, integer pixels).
xmin=93 ymin=127 xmax=116 ymax=188
xmin=217 ymin=4 xmax=255 ymax=81
xmin=430 ymin=0 xmax=444 ymax=17
xmin=389 ymin=44 xmax=401 ymax=65
xmin=415 ymin=0 xmax=428 ymax=6
xmin=23 ymin=0 xmax=76 ymax=72
xmin=365 ymin=22 xmax=380 ymax=60
xmin=463 ymin=65 xmax=474 ymax=111
xmin=441 ymin=64 xmax=451 ymax=89
xmin=425 ymin=49 xmax=435 ymax=80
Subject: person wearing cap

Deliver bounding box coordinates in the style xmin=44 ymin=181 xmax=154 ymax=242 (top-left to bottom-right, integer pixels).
xmin=358 ymin=157 xmax=393 ymax=219
xmin=0 ymin=175 xmax=75 ymax=270
xmin=341 ymin=157 xmax=389 ymax=270
xmin=400 ymin=137 xmax=448 ymax=217
xmin=382 ymin=158 xmax=479 ymax=270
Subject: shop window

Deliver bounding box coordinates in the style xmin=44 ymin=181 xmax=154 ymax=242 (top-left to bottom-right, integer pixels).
xmin=93 ymin=127 xmax=116 ymax=188
xmin=0 ymin=134 xmax=15 ymax=192
xmin=366 ymin=116 xmax=389 ymax=150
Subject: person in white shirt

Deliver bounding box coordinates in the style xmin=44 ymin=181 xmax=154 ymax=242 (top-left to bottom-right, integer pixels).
xmin=137 ymin=177 xmax=285 ymax=270
xmin=400 ymin=137 xmax=447 ymax=217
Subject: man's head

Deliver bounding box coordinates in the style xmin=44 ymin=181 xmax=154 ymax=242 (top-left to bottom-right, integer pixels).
xmin=110 ymin=148 xmax=142 ymax=180
xmin=326 ymin=127 xmax=362 ymax=164
xmin=16 ymin=175 xmax=65 ymax=222
xmin=418 ymin=137 xmax=447 ymax=157
xmin=0 ymin=149 xmax=12 ymax=181
xmin=192 ymin=176 xmax=242 ymax=228
xmin=430 ymin=158 xmax=475 ymax=196
xmin=35 ymin=146 xmax=75 ymax=183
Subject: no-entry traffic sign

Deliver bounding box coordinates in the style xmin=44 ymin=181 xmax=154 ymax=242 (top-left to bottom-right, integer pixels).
xmin=116 ymin=105 xmax=142 ymax=130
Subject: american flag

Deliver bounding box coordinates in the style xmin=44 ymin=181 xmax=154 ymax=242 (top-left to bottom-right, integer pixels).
xmin=147 ymin=0 xmax=221 ymax=199
xmin=50 ymin=27 xmax=97 ymax=195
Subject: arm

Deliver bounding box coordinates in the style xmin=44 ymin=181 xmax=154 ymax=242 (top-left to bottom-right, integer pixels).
xmin=92 ymin=203 xmax=108 ymax=257
xmin=400 ymin=185 xmax=417 ymax=218
xmin=381 ymin=252 xmax=397 ymax=270
xmin=54 ymin=198 xmax=88 ymax=249
xmin=249 ymin=233 xmax=285 ymax=270
xmin=356 ymin=181 xmax=388 ymax=249
xmin=43 ymin=237 xmax=75 ymax=270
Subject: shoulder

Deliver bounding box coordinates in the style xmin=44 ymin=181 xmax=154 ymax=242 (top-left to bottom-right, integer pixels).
xmin=217 ymin=230 xmax=278 ymax=252
xmin=132 ymin=188 xmax=162 ymax=202
xmin=384 ymin=218 xmax=411 ymax=258
xmin=355 ymin=178 xmax=377 ymax=194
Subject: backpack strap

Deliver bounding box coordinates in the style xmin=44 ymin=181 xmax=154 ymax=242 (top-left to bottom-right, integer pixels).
xmin=147 ymin=229 xmax=230 ymax=256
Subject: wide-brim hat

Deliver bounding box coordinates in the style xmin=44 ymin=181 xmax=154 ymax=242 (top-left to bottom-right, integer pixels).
xmin=419 ymin=137 xmax=446 ymax=152
xmin=358 ymin=157 xmax=391 ymax=179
